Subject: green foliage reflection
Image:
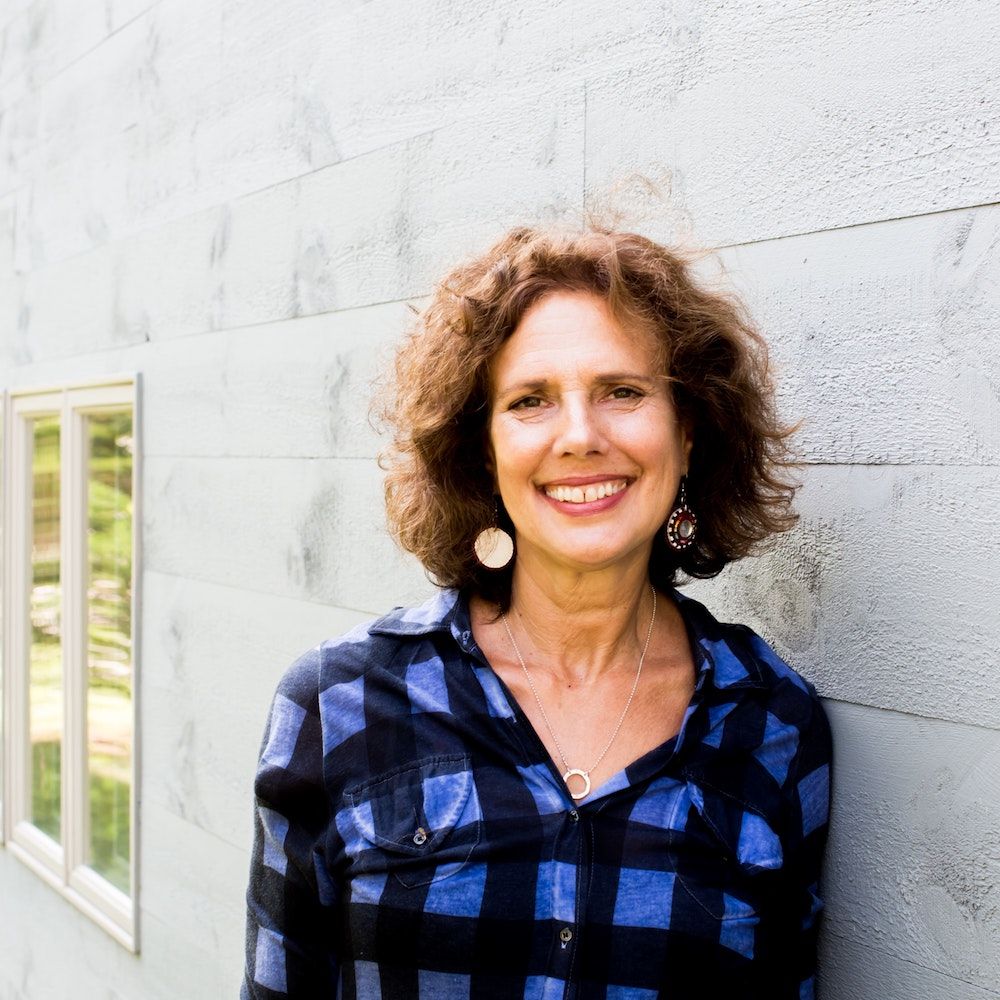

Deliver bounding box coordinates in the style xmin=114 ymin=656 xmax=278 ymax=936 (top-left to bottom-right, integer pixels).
xmin=86 ymin=410 xmax=133 ymax=894
xmin=31 ymin=741 xmax=61 ymax=840
xmin=30 ymin=416 xmax=62 ymax=841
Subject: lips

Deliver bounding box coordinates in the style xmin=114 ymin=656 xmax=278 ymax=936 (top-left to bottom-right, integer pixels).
xmin=543 ymin=479 xmax=629 ymax=504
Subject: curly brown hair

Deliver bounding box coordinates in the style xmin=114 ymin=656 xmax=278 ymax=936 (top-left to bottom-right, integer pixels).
xmin=378 ymin=225 xmax=798 ymax=609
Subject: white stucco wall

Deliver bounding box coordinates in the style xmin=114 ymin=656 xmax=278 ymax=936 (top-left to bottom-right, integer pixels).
xmin=1 ymin=1 xmax=998 ymax=997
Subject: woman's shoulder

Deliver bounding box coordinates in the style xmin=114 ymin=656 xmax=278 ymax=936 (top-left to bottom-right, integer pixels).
xmin=674 ymin=588 xmax=831 ymax=745
xmin=276 ymin=588 xmax=463 ymax=693
xmin=674 ymin=590 xmax=832 ymax=845
xmin=261 ymin=590 xmax=466 ymax=771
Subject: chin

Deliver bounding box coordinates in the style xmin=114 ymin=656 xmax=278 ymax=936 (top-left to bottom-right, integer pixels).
xmin=545 ymin=541 xmax=649 ymax=573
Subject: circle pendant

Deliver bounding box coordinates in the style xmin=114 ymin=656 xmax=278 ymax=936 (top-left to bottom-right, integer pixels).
xmin=563 ymin=769 xmax=591 ymax=801
xmin=474 ymin=527 xmax=514 ymax=569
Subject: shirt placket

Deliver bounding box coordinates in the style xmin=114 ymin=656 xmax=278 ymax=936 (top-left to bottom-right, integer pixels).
xmin=542 ymin=803 xmax=587 ymax=997
xmin=458 ymin=626 xmax=594 ymax=996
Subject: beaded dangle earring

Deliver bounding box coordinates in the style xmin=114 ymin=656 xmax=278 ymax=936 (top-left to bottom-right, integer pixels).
xmin=474 ymin=498 xmax=514 ymax=569
xmin=665 ymin=476 xmax=697 ymax=551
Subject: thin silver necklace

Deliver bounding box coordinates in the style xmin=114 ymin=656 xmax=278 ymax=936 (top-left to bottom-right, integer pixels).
xmin=501 ymin=585 xmax=657 ymax=802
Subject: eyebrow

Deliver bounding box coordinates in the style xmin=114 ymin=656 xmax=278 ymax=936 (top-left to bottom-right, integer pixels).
xmin=496 ymin=373 xmax=662 ymax=397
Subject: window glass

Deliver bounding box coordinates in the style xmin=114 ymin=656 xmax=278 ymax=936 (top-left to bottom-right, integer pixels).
xmin=29 ymin=415 xmax=62 ymax=842
xmin=84 ymin=410 xmax=133 ymax=893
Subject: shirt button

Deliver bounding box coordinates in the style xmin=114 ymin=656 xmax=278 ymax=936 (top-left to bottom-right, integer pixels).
xmin=568 ymin=809 xmax=579 ymax=822
xmin=559 ymin=927 xmax=573 ymax=944
xmin=413 ymin=827 xmax=428 ymax=846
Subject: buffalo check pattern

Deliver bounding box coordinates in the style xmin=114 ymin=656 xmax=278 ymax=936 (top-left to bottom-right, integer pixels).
xmin=242 ymin=588 xmax=832 ymax=999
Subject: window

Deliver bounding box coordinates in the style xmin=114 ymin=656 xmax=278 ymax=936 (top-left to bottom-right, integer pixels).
xmin=2 ymin=377 xmax=139 ymax=949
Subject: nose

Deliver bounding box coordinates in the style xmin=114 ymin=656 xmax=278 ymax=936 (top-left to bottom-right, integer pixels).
xmin=552 ymin=393 xmax=605 ymax=456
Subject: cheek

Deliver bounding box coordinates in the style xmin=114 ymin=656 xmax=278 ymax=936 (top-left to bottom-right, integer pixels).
xmin=493 ymin=451 xmax=533 ymax=496
xmin=490 ymin=418 xmax=542 ymax=473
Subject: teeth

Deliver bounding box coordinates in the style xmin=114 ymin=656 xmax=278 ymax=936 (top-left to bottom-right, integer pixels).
xmin=545 ymin=480 xmax=627 ymax=503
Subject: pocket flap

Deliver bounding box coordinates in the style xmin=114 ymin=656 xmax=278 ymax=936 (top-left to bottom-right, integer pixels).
xmin=344 ymin=754 xmax=476 ymax=857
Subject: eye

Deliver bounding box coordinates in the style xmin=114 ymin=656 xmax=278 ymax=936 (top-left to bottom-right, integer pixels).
xmin=510 ymin=395 xmax=544 ymax=410
xmin=609 ymin=386 xmax=644 ymax=400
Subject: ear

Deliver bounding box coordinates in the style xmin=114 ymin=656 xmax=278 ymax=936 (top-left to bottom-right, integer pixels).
xmin=482 ymin=422 xmax=497 ymax=484
xmin=679 ymin=418 xmax=694 ymax=473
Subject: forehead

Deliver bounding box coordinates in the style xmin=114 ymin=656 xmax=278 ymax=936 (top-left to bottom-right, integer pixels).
xmin=491 ymin=291 xmax=660 ymax=386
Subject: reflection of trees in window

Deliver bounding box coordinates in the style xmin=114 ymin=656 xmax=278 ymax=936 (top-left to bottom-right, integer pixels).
xmin=86 ymin=410 xmax=133 ymax=894
xmin=30 ymin=416 xmax=62 ymax=843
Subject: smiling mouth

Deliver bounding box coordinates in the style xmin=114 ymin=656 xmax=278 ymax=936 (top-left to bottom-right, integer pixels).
xmin=543 ymin=479 xmax=629 ymax=504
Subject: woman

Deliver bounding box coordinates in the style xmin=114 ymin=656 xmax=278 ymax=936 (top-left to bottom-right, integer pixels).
xmin=242 ymin=227 xmax=833 ymax=999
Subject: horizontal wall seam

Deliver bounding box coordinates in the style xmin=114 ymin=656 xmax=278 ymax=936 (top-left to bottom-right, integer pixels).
xmin=822 ymin=929 xmax=1000 ymax=997
xmin=821 ymin=696 xmax=1000 ymax=736
xmin=142 ymin=567 xmax=384 ymax=620
xmin=717 ymin=198 xmax=1000 ymax=252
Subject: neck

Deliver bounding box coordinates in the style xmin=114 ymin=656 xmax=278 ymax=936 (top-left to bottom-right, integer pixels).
xmin=504 ymin=553 xmax=656 ymax=686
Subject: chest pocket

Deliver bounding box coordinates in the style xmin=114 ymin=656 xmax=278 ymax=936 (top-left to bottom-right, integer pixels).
xmin=340 ymin=753 xmax=482 ymax=888
xmin=667 ymin=764 xmax=785 ymax=928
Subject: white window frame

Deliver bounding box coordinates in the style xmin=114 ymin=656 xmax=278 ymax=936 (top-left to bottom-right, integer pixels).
xmin=2 ymin=376 xmax=140 ymax=951
xmin=0 ymin=389 xmax=4 ymax=844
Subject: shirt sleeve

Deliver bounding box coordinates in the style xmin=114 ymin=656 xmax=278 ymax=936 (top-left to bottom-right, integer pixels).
xmin=785 ymin=691 xmax=834 ymax=1000
xmin=242 ymin=647 xmax=339 ymax=999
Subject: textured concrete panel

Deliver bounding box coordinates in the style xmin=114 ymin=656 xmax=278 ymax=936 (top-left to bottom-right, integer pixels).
xmin=0 ymin=1 xmax=108 ymax=110
xmin=140 ymin=303 xmax=412 ymax=459
xmin=6 ymin=0 xmax=223 ymax=200
xmin=0 ymin=192 xmax=13 ymax=271
xmin=0 ymin=194 xmax=15 ymax=346
xmin=10 ymin=236 xmax=129 ymax=362
xmin=6 ymin=0 xmax=707 ymax=254
xmin=21 ymin=82 xmax=583 ymax=276
xmin=137 ymin=907 xmax=239 ymax=1000
xmin=140 ymin=802 xmax=247 ymax=986
xmin=0 ymin=0 xmax=156 ymax=110
xmin=819 ymin=701 xmax=1000 ymax=994
xmin=217 ymin=0 xmax=673 ymax=165
xmin=716 ymin=204 xmax=1000 ymax=465
xmin=821 ymin=931 xmax=1000 ymax=1000
xmin=586 ymin=1 xmax=1000 ymax=246
xmin=24 ymin=0 xmax=1000 ymax=268
xmin=142 ymin=454 xmax=431 ymax=610
xmin=13 ymin=86 xmax=582 ymax=350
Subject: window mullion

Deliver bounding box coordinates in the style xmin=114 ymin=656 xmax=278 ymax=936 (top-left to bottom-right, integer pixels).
xmin=62 ymin=397 xmax=87 ymax=878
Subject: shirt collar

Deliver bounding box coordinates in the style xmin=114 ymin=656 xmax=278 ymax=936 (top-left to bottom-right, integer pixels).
xmin=672 ymin=589 xmax=768 ymax=691
xmin=369 ymin=587 xmax=464 ymax=638
xmin=369 ymin=586 xmax=768 ymax=691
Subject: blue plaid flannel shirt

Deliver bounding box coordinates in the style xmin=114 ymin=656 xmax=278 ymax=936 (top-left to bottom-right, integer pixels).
xmin=242 ymin=587 xmax=832 ymax=999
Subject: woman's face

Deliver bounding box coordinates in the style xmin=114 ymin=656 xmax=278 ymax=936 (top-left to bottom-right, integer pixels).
xmin=488 ymin=290 xmax=692 ymax=579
